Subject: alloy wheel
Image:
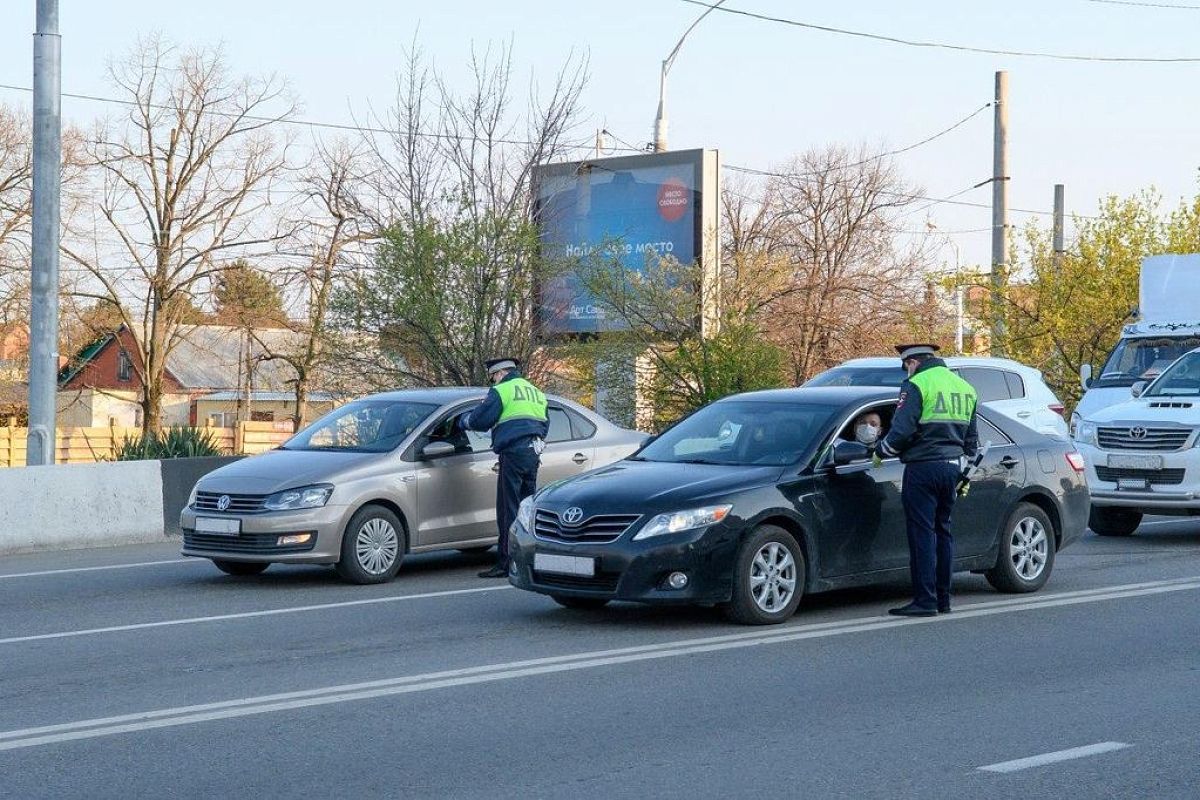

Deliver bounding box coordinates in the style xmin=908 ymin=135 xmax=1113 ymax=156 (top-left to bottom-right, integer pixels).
xmin=1010 ymin=517 xmax=1048 ymax=581
xmin=750 ymin=541 xmax=797 ymax=613
xmin=356 ymin=518 xmax=399 ymax=575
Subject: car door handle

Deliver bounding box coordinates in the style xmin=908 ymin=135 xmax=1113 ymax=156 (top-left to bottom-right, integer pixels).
xmin=491 ymin=462 xmax=500 ymax=473
xmin=999 ymin=456 xmax=1020 ymax=469
xmin=1017 ymin=411 xmax=1033 ymax=418
xmin=572 ymin=453 xmax=588 ymax=464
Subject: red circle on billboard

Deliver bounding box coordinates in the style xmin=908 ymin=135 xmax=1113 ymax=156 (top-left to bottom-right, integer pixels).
xmin=657 ymin=178 xmax=690 ymax=223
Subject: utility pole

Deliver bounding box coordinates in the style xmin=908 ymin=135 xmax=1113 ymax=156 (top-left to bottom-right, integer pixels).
xmin=1052 ymin=183 xmax=1066 ymax=267
xmin=27 ymin=0 xmax=61 ymax=466
xmin=990 ymin=70 xmax=1009 ymax=356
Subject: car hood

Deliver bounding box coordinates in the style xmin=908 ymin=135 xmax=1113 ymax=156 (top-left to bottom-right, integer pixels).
xmin=536 ymin=460 xmax=782 ymax=515
xmin=1085 ymin=397 xmax=1200 ymax=426
xmin=197 ymin=449 xmax=380 ymax=495
xmin=1076 ymin=386 xmax=1133 ymax=421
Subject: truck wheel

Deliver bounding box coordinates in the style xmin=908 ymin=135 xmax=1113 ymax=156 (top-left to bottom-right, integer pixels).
xmin=334 ymin=505 xmax=406 ymax=584
xmin=1089 ymin=507 xmax=1142 ymax=537
xmin=212 ymin=559 xmax=269 ymax=576
xmin=724 ymin=525 xmax=805 ymax=625
xmin=986 ymin=503 xmax=1056 ymax=593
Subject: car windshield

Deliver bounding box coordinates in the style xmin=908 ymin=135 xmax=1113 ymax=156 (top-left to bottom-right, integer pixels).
xmin=1145 ymin=351 xmax=1200 ymax=397
xmin=805 ymin=366 xmax=906 ymax=388
xmin=634 ymin=401 xmax=840 ymax=466
xmin=1095 ymin=336 xmax=1200 ymax=388
xmin=283 ymin=400 xmax=439 ymax=453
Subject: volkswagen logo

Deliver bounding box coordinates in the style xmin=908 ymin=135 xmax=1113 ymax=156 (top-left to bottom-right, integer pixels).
xmin=562 ymin=507 xmax=584 ymax=526
xmin=217 ymin=495 xmax=232 ymax=512
xmin=1129 ymin=427 xmax=1148 ymax=440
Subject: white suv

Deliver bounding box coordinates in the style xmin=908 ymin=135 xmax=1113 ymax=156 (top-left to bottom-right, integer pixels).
xmin=1075 ymin=347 xmax=1200 ymax=536
xmin=805 ymin=356 xmax=1070 ymax=436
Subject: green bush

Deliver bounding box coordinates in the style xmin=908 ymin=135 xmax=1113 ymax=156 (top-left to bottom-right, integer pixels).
xmin=116 ymin=426 xmax=223 ymax=461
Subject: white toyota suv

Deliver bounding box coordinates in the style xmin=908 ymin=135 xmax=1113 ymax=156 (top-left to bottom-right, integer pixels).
xmin=805 ymin=356 xmax=1070 ymax=436
xmin=1074 ymin=347 xmax=1200 ymax=536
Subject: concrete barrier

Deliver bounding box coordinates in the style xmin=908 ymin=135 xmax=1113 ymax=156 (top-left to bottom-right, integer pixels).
xmin=0 ymin=456 xmax=241 ymax=556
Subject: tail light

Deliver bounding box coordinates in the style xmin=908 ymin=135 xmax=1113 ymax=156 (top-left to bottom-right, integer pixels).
xmin=1066 ymin=452 xmax=1086 ymax=473
xmin=1049 ymin=404 xmax=1066 ymax=418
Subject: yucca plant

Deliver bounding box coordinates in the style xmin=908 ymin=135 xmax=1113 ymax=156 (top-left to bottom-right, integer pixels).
xmin=115 ymin=426 xmax=222 ymax=460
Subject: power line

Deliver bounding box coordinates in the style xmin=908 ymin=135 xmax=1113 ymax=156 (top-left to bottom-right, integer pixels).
xmin=1085 ymin=0 xmax=1200 ymax=9
xmin=677 ymin=0 xmax=1200 ymax=62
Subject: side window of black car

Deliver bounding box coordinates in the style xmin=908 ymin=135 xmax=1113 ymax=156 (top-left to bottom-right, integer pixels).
xmin=956 ymin=367 xmax=1011 ymax=402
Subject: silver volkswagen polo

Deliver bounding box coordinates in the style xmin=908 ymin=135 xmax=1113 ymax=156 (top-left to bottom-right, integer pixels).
xmin=180 ymin=388 xmax=645 ymax=583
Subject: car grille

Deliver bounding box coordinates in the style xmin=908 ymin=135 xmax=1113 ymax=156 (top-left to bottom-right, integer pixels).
xmin=1093 ymin=467 xmax=1186 ymax=486
xmin=1096 ymin=427 xmax=1193 ymax=452
xmin=183 ymin=531 xmax=315 ymax=554
xmin=532 ymin=571 xmax=621 ymax=592
xmin=194 ymin=491 xmax=268 ymax=513
xmin=533 ymin=509 xmax=641 ymax=544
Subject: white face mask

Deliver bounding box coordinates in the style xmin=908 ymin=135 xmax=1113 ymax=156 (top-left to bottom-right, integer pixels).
xmin=855 ymin=424 xmax=880 ymax=445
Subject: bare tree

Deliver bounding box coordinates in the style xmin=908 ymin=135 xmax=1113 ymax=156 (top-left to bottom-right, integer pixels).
xmin=726 ymin=147 xmax=937 ymax=383
xmin=336 ymin=43 xmax=588 ymax=387
xmin=0 ymin=105 xmax=33 ymax=327
xmin=61 ymin=36 xmax=294 ymax=430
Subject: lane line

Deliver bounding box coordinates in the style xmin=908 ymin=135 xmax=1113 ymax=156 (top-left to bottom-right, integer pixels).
xmin=0 ymin=559 xmax=197 ymax=580
xmin=0 ymin=585 xmax=513 ymax=646
xmin=0 ymin=580 xmax=1196 ymax=752
xmin=979 ymin=741 xmax=1132 ymax=773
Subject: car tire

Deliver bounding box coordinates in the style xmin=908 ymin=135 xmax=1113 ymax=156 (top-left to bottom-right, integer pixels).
xmin=724 ymin=525 xmax=805 ymax=625
xmin=1089 ymin=507 xmax=1143 ymax=537
xmin=211 ymin=559 xmax=269 ymax=577
xmin=334 ymin=505 xmax=406 ymax=585
xmin=551 ymin=595 xmax=610 ymax=611
xmin=986 ymin=503 xmax=1056 ymax=593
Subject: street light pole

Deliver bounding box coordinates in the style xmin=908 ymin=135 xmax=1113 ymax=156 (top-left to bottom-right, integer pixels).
xmin=653 ymin=0 xmax=727 ymax=153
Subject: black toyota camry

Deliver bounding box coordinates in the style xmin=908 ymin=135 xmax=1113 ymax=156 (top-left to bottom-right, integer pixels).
xmin=508 ymin=386 xmax=1090 ymax=624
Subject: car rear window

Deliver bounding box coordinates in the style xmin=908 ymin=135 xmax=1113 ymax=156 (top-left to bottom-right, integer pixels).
xmin=1003 ymin=371 xmax=1026 ymax=399
xmin=956 ymin=367 xmax=1011 ymax=402
xmin=546 ymin=407 xmax=574 ymax=443
xmin=567 ymin=409 xmax=597 ymax=439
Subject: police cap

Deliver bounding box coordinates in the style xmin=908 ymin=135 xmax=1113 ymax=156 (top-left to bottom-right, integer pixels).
xmin=485 ymin=358 xmax=519 ymax=376
xmin=894 ymin=343 xmax=941 ymax=363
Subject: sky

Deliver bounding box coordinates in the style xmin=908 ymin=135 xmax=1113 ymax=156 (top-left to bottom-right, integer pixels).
xmin=2 ymin=0 xmax=1198 ymax=271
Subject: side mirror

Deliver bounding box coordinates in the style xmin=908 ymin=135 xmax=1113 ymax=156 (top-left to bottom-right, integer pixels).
xmin=1131 ymin=380 xmax=1147 ymax=398
xmin=832 ymin=440 xmax=870 ymax=467
xmin=1080 ymin=364 xmax=1093 ymax=390
xmin=419 ymin=441 xmax=457 ymax=459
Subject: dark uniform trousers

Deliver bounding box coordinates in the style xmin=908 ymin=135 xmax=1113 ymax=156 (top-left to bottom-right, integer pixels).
xmin=901 ymin=459 xmax=961 ymax=609
xmin=496 ymin=440 xmax=540 ymax=562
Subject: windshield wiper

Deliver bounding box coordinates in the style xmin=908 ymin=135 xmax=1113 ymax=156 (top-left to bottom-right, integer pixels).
xmin=676 ymin=457 xmax=723 ymax=465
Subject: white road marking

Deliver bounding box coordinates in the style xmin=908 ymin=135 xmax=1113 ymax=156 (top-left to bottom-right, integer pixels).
xmin=979 ymin=741 xmax=1132 ymax=773
xmin=0 ymin=584 xmax=513 ymax=646
xmin=0 ymin=578 xmax=1196 ymax=752
xmin=0 ymin=559 xmax=197 ymax=580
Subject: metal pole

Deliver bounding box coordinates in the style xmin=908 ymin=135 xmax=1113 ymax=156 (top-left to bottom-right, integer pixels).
xmin=1053 ymin=183 xmax=1065 ymax=267
xmin=990 ymin=71 xmax=1009 ymax=356
xmin=652 ymin=0 xmax=727 ymax=153
xmin=27 ymin=0 xmax=61 ymax=466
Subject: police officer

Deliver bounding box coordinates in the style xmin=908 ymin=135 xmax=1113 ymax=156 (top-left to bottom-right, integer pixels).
xmin=875 ymin=344 xmax=978 ymax=617
xmin=460 ymin=357 xmax=549 ymax=579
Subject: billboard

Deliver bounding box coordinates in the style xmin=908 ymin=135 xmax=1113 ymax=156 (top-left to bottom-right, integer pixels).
xmin=533 ymin=148 xmax=720 ymax=335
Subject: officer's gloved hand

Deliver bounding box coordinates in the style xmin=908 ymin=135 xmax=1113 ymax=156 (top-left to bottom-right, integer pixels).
xmin=957 ymin=481 xmax=971 ymax=498
xmin=870 ymin=450 xmax=884 ymax=469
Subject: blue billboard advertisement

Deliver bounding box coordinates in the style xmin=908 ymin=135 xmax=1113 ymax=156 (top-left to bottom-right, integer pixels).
xmin=533 ymin=149 xmax=718 ymax=335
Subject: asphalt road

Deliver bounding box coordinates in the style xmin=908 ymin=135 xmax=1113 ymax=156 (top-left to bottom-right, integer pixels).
xmin=2 ymin=518 xmax=1199 ymax=799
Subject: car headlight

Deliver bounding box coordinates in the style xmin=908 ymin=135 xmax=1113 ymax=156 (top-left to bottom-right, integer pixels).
xmin=187 ymin=482 xmax=201 ymax=508
xmin=263 ymin=484 xmax=334 ymax=511
xmin=1069 ymin=412 xmax=1082 ymax=437
xmin=632 ymin=504 xmax=733 ymax=541
xmin=1075 ymin=421 xmax=1098 ymax=446
xmin=516 ymin=496 xmax=536 ymax=532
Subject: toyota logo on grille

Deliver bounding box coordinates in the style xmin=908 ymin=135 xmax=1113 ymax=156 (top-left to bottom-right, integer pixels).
xmin=562 ymin=507 xmax=584 ymax=525
xmin=217 ymin=494 xmax=232 ymax=511
xmin=1129 ymin=427 xmax=1148 ymax=440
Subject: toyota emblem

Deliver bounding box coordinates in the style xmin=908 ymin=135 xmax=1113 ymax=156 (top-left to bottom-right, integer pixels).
xmin=217 ymin=494 xmax=232 ymax=511
xmin=562 ymin=507 xmax=584 ymax=525
xmin=1129 ymin=427 xmax=1148 ymax=440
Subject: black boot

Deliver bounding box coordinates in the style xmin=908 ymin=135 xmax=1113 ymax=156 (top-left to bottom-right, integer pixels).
xmin=888 ymin=603 xmax=938 ymax=618
xmin=478 ymin=563 xmax=508 ymax=579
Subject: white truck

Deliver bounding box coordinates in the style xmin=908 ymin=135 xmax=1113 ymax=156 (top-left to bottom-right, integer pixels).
xmin=1074 ymin=254 xmax=1200 ymax=431
xmin=1073 ymin=254 xmax=1200 ymax=536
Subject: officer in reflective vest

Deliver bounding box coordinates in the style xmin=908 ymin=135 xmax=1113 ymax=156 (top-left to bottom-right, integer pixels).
xmin=875 ymin=344 xmax=979 ymax=617
xmin=460 ymin=357 xmax=549 ymax=578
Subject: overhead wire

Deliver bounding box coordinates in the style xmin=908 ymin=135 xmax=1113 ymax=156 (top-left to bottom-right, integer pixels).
xmin=1085 ymin=0 xmax=1200 ymax=9
xmin=676 ymin=0 xmax=1200 ymax=62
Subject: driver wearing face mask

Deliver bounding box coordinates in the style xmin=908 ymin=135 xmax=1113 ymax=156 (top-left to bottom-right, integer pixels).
xmin=852 ymin=412 xmax=884 ymax=446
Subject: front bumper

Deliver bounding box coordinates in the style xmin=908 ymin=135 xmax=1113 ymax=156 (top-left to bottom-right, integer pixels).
xmin=507 ymin=519 xmax=741 ymax=605
xmin=179 ymin=503 xmax=351 ymax=563
xmin=1078 ymin=443 xmax=1200 ymax=511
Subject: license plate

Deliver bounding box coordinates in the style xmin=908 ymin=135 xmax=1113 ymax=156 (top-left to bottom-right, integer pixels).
xmin=534 ymin=553 xmax=595 ymax=577
xmin=1107 ymin=454 xmax=1163 ymax=470
xmin=1117 ymin=478 xmax=1149 ymax=491
xmin=195 ymin=517 xmax=241 ymax=535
